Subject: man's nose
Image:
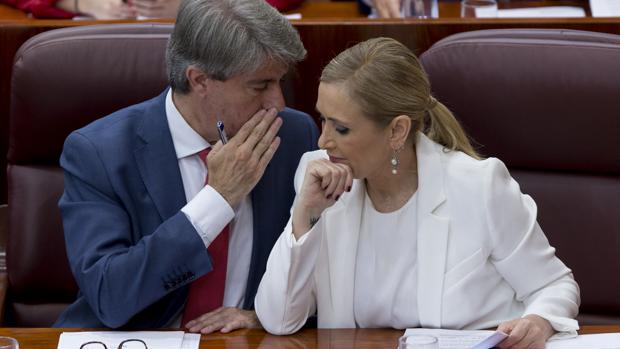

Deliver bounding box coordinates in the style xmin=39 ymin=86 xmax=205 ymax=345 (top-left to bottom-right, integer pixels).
xmin=263 ymin=84 xmax=285 ymax=112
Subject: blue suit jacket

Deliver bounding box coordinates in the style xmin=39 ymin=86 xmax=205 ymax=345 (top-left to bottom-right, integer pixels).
xmin=55 ymin=90 xmax=318 ymax=328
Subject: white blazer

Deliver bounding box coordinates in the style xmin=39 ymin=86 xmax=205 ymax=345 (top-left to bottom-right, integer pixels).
xmin=255 ymin=133 xmax=580 ymax=335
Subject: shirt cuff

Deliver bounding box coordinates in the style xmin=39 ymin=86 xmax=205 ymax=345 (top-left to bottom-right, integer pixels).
xmin=181 ymin=185 xmax=234 ymax=249
xmin=524 ymin=313 xmax=579 ymax=340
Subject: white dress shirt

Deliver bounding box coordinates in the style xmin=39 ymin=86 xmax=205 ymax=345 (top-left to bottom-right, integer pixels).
xmin=165 ymin=90 xmax=253 ymax=310
xmin=354 ymin=190 xmax=419 ymax=328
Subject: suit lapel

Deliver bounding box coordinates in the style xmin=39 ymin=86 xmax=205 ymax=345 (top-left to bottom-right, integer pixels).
xmin=324 ymin=178 xmax=365 ymax=326
xmin=134 ymin=91 xmax=186 ymax=220
xmin=415 ymin=133 xmax=450 ymax=328
xmin=243 ymin=158 xmax=277 ymax=309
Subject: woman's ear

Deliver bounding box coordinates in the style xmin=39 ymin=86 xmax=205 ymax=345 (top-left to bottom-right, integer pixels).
xmin=388 ymin=115 xmax=412 ymax=150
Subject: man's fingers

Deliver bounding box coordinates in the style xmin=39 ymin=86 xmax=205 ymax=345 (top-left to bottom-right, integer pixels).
xmin=257 ymin=137 xmax=281 ymax=174
xmin=220 ymin=318 xmax=244 ymax=333
xmin=190 ymin=314 xmax=224 ymax=333
xmin=252 ymin=116 xmax=282 ymax=157
xmin=232 ymin=109 xmax=270 ymax=145
xmin=187 ymin=308 xmax=257 ymax=334
xmin=242 ymin=108 xmax=279 ymax=151
xmin=185 ymin=307 xmax=224 ymax=331
xmin=208 ymin=140 xmax=224 ymax=157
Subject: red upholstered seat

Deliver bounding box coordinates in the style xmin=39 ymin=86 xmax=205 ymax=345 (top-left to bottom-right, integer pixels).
xmin=4 ymin=23 xmax=173 ymax=326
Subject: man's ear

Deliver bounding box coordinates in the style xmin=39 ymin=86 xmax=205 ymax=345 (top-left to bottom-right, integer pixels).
xmin=185 ymin=65 xmax=210 ymax=97
xmin=388 ymin=115 xmax=412 ymax=150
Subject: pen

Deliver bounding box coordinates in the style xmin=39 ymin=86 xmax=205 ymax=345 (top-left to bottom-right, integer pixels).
xmin=216 ymin=120 xmax=228 ymax=144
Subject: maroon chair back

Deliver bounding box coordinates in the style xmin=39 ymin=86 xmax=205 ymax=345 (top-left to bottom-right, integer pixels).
xmin=6 ymin=23 xmax=172 ymax=326
xmin=420 ymin=29 xmax=620 ymax=325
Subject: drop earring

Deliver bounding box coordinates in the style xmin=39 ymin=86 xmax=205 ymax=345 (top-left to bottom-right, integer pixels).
xmin=391 ymin=150 xmax=399 ymax=175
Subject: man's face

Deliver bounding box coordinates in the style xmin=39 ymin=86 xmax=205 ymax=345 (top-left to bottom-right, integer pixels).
xmin=202 ymin=59 xmax=288 ymax=140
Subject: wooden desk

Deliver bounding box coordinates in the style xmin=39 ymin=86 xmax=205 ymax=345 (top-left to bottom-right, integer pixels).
xmin=0 ymin=326 xmax=618 ymax=349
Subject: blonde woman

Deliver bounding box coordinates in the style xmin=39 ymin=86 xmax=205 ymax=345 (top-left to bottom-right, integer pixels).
xmin=255 ymin=38 xmax=580 ymax=349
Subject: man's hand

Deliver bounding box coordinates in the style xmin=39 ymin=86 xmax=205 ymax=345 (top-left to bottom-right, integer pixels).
xmin=497 ymin=314 xmax=555 ymax=349
xmin=185 ymin=307 xmax=261 ymax=334
xmin=132 ymin=0 xmax=181 ymax=18
xmin=207 ymin=108 xmax=282 ymax=207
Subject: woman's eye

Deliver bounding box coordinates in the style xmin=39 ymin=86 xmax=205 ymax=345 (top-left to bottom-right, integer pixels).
xmin=336 ymin=126 xmax=349 ymax=135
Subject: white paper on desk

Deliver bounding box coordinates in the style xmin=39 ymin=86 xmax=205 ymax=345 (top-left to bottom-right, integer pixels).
xmin=498 ymin=7 xmax=585 ymax=18
xmin=285 ymin=13 xmax=302 ymax=20
xmin=590 ymin=0 xmax=620 ymax=18
xmin=181 ymin=333 xmax=201 ymax=349
xmin=404 ymin=328 xmax=507 ymax=349
xmin=57 ymin=331 xmax=185 ymax=349
xmin=546 ymin=332 xmax=620 ymax=349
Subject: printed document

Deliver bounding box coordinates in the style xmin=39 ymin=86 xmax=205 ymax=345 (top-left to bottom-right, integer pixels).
xmin=546 ymin=332 xmax=620 ymax=349
xmin=404 ymin=328 xmax=507 ymax=349
xmin=590 ymin=0 xmax=620 ymax=17
xmin=57 ymin=331 xmax=199 ymax=349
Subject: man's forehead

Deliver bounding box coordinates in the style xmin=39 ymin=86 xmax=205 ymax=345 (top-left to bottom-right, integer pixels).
xmin=244 ymin=60 xmax=289 ymax=81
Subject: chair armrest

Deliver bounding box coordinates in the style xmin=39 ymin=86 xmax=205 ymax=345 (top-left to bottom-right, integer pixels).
xmin=0 ymin=272 xmax=7 ymax=325
xmin=0 ymin=204 xmax=8 ymax=324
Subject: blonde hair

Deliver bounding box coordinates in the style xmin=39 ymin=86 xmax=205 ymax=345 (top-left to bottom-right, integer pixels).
xmin=320 ymin=37 xmax=480 ymax=159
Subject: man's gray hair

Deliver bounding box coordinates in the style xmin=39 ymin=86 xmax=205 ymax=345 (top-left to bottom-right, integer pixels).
xmin=166 ymin=0 xmax=306 ymax=93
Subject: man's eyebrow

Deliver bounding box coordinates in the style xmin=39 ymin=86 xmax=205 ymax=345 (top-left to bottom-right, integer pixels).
xmin=247 ymin=78 xmax=275 ymax=84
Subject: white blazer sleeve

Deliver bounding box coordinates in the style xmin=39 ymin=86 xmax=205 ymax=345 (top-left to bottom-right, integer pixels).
xmin=255 ymin=152 xmax=324 ymax=335
xmin=485 ymin=158 xmax=580 ymax=334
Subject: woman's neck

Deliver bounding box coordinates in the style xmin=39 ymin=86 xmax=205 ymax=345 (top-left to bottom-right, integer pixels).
xmin=365 ymin=146 xmax=418 ymax=213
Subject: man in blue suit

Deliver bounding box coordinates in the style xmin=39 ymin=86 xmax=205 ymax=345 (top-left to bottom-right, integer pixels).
xmin=55 ymin=0 xmax=318 ymax=331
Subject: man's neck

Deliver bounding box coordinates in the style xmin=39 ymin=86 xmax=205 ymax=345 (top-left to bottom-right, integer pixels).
xmin=171 ymin=90 xmax=218 ymax=142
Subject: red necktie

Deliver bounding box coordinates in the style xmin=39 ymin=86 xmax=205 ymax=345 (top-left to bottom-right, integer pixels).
xmin=181 ymin=148 xmax=230 ymax=326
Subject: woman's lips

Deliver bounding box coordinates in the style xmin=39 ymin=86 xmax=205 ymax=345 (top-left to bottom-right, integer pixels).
xmin=328 ymin=155 xmax=346 ymax=163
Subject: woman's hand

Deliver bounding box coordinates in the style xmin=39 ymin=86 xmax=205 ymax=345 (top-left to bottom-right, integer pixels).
xmin=291 ymin=159 xmax=353 ymax=239
xmin=497 ymin=314 xmax=555 ymax=349
xmin=132 ymin=0 xmax=181 ymax=18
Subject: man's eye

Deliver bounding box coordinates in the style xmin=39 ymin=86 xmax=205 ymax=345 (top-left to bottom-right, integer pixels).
xmin=254 ymin=85 xmax=268 ymax=91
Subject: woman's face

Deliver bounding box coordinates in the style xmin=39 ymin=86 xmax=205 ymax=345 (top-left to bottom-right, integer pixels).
xmin=316 ymin=82 xmax=392 ymax=180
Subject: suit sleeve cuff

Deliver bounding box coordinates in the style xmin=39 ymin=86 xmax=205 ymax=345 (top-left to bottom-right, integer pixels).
xmin=181 ymin=185 xmax=234 ymax=249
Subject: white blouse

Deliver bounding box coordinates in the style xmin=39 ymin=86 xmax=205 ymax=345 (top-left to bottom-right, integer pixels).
xmin=354 ymin=189 xmax=420 ymax=328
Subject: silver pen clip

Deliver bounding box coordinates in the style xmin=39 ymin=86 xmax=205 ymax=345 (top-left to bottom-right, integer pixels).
xmin=216 ymin=120 xmax=228 ymax=144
